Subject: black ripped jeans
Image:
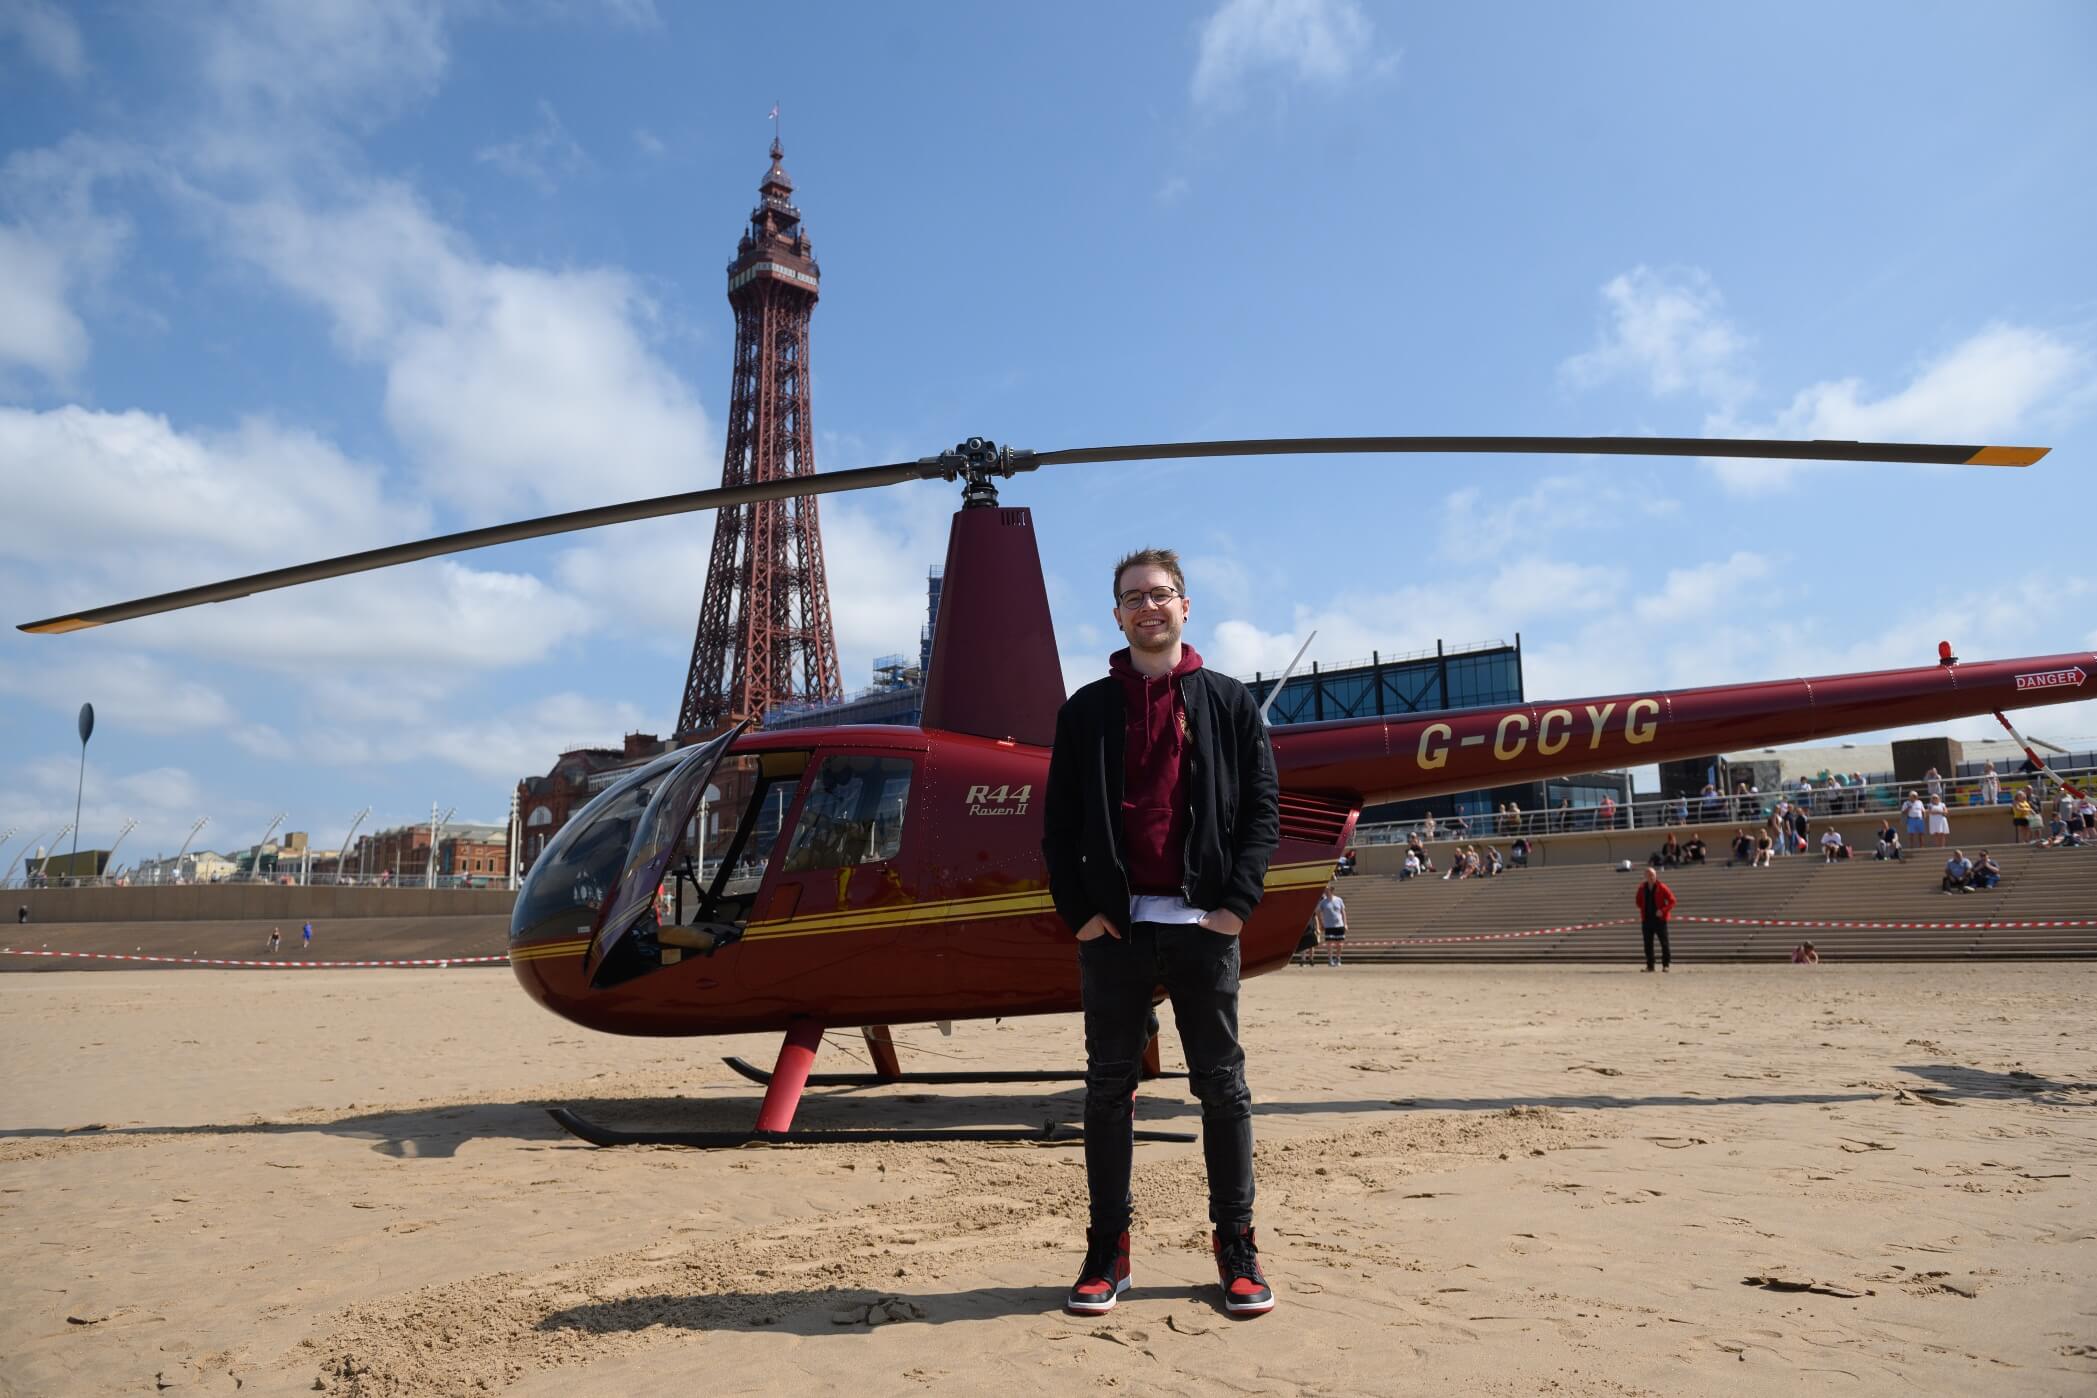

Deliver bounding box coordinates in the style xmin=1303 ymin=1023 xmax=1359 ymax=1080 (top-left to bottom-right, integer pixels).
xmin=1078 ymin=921 xmax=1254 ymax=1234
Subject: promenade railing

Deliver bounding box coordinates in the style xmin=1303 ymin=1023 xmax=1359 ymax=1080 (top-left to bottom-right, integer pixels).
xmin=1355 ymin=766 xmax=2094 ymax=845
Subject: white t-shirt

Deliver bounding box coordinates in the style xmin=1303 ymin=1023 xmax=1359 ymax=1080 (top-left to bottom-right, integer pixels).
xmin=1129 ymin=894 xmax=1206 ymax=925
xmin=1316 ymin=894 xmax=1346 ymax=929
xmin=1821 ymin=830 xmax=1843 ymax=848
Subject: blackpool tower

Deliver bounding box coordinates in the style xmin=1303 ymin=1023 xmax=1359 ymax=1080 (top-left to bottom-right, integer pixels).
xmin=677 ymin=137 xmax=843 ymax=736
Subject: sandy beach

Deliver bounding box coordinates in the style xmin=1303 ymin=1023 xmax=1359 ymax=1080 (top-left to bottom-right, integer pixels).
xmin=3 ymin=961 xmax=2092 ymax=1396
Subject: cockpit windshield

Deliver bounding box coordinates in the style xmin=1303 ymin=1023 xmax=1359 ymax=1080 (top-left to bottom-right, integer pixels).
xmin=508 ymin=728 xmax=739 ymax=948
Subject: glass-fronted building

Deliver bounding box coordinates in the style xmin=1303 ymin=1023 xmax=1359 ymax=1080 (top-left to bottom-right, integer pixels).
xmin=1248 ymin=638 xmax=1524 ymax=724
xmin=1246 ymin=637 xmax=1629 ymax=827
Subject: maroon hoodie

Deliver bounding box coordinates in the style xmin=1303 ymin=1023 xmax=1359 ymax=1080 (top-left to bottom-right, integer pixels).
xmin=1110 ymin=643 xmax=1203 ymax=896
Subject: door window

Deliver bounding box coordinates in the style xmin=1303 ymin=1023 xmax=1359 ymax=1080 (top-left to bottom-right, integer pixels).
xmin=783 ymin=756 xmax=914 ymax=871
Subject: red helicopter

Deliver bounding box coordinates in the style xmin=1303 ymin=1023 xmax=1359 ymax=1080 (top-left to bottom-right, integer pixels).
xmin=23 ymin=433 xmax=2090 ymax=1147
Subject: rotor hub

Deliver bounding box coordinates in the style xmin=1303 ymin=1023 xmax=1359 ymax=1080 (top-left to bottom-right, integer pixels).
xmin=921 ymin=437 xmax=1038 ymax=507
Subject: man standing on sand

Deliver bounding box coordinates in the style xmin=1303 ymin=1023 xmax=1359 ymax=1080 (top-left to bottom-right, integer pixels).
xmin=1636 ymin=865 xmax=1675 ymax=972
xmin=1044 ymin=546 xmax=1281 ymax=1319
xmin=301 ymin=920 xmax=314 ymax=952
xmin=1316 ymin=884 xmax=1348 ymax=968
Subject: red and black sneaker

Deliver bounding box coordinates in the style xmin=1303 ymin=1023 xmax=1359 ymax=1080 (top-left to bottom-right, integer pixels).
xmin=1213 ymin=1224 xmax=1275 ymax=1316
xmin=1066 ymin=1228 xmax=1131 ymax=1315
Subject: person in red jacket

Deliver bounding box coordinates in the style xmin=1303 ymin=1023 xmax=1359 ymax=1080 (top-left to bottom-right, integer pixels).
xmin=1636 ymin=865 xmax=1676 ymax=972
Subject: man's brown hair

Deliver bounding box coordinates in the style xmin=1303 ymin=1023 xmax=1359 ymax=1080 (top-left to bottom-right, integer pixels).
xmin=1112 ymin=547 xmax=1186 ymax=600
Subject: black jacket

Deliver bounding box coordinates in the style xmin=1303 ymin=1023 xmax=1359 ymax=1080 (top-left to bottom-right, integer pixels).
xmin=1042 ymin=664 xmax=1281 ymax=936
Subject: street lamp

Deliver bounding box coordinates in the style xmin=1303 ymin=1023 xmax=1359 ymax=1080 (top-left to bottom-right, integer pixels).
xmin=251 ymin=812 xmax=287 ymax=882
xmin=170 ymin=816 xmax=208 ymax=884
xmin=34 ymin=823 xmax=75 ymax=887
xmin=70 ymin=703 xmax=93 ymax=884
xmin=0 ymin=826 xmax=25 ymax=888
xmin=103 ymin=818 xmax=138 ymax=884
xmin=427 ymin=804 xmax=455 ymax=889
xmin=335 ymin=807 xmax=371 ymax=885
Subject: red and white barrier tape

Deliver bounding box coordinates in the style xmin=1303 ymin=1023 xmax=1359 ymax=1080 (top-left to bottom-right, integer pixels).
xmin=1675 ymin=915 xmax=2097 ymax=931
xmin=0 ymin=946 xmax=507 ymax=969
xmin=1359 ymin=913 xmax=2097 ymax=947
xmin=1358 ymin=917 xmax=1635 ymax=947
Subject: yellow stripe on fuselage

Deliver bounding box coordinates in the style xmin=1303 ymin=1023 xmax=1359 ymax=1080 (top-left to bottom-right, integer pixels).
xmin=510 ymin=937 xmax=591 ymax=962
xmin=742 ymin=860 xmax=1335 ymax=941
xmin=504 ymin=861 xmax=1338 ymax=958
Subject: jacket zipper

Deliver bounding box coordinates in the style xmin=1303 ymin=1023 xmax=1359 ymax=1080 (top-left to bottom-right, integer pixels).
xmin=1180 ymin=675 xmax=1197 ymax=904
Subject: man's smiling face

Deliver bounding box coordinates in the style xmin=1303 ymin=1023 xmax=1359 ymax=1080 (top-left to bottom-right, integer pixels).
xmin=1114 ymin=562 xmax=1189 ymax=657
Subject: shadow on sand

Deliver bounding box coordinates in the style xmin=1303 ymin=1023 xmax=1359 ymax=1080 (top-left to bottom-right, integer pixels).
xmin=5 ymin=1069 xmax=1974 ymax=1159
xmin=538 ymin=1281 xmax=1240 ymax=1338
xmin=1895 ymin=1062 xmax=2097 ymax=1104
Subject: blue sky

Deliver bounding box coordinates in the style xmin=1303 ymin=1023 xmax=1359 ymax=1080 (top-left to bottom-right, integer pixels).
xmin=3 ymin=0 xmax=2094 ymax=866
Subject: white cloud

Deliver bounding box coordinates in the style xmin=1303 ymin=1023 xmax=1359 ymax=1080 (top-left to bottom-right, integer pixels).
xmin=1632 ymin=551 xmax=1771 ymax=625
xmin=1710 ymin=323 xmax=2096 ymax=493
xmin=1441 ymin=473 xmax=1681 ymax=560
xmin=0 ymin=406 xmax=418 ymax=572
xmin=209 ymin=181 xmax=714 ymax=517
xmin=477 ymin=100 xmax=589 ymax=193
xmin=1206 ymin=618 xmax=1309 ymax=677
xmin=1559 ymin=266 xmax=1753 ymax=408
xmin=0 ymin=405 xmax=597 ymax=671
xmin=0 ymin=0 xmax=85 ymax=78
xmin=229 ymin=724 xmax=294 ymax=760
xmin=1202 ymin=557 xmax=1624 ymax=681
xmin=116 ymin=766 xmax=204 ymax=811
xmin=429 ymin=692 xmax=652 ymax=781
xmin=383 ymin=263 xmax=709 ymax=514
xmin=0 ymin=652 xmax=236 ymax=734
xmin=297 ymin=691 xmax=656 ymax=781
xmin=5 ymin=756 xmax=217 ymax=868
xmin=588 ymin=0 xmax=662 ymax=27
xmin=208 ymin=182 xmax=467 ymax=355
xmin=0 ymin=136 xmax=139 ymax=385
xmin=1560 ymin=269 xmax=2092 ymax=497
xmin=0 ymin=223 xmax=88 ymax=380
xmin=1191 ymin=0 xmax=1386 ymax=108
xmin=181 ymin=0 xmax=450 ymax=171
xmin=1156 ymin=174 xmax=1191 ymax=205
xmin=546 ymin=476 xmax=953 ymax=706
xmin=632 ymin=127 xmax=666 ymax=157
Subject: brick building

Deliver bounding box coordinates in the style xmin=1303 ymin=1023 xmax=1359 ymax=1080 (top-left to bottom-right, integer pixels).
xmin=443 ymin=826 xmax=509 ymax=885
xmin=340 ymin=823 xmax=509 ymax=886
xmin=515 ymin=732 xmax=678 ymax=873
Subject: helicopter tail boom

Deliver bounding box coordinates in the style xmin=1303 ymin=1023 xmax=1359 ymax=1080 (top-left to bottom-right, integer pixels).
xmin=1268 ymin=650 xmax=2094 ymax=806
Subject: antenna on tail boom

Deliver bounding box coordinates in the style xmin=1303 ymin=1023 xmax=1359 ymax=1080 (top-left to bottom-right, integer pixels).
xmin=1258 ymin=631 xmax=1318 ymax=725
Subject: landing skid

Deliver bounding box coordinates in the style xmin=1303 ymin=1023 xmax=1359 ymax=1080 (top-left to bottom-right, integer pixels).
xmin=547 ymin=1107 xmax=1194 ymax=1148
xmin=721 ymin=1056 xmax=1189 ymax=1088
xmin=549 ymin=1020 xmax=1197 ymax=1148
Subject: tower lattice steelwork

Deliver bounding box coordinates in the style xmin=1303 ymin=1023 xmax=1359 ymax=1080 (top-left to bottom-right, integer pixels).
xmin=677 ymin=138 xmax=842 ymax=735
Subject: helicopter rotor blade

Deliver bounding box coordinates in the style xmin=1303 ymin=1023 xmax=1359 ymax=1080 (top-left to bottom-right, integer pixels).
xmin=1029 ymin=435 xmax=2046 ymax=469
xmin=18 ymin=458 xmax=940 ymax=634
xmin=19 ymin=433 xmax=2046 ymax=634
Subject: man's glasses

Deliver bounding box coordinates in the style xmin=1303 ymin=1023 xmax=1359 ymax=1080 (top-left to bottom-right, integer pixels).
xmin=1116 ymin=586 xmax=1184 ymax=610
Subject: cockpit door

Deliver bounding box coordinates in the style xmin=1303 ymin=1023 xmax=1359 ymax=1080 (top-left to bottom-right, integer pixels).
xmin=581 ymin=724 xmax=745 ymax=984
